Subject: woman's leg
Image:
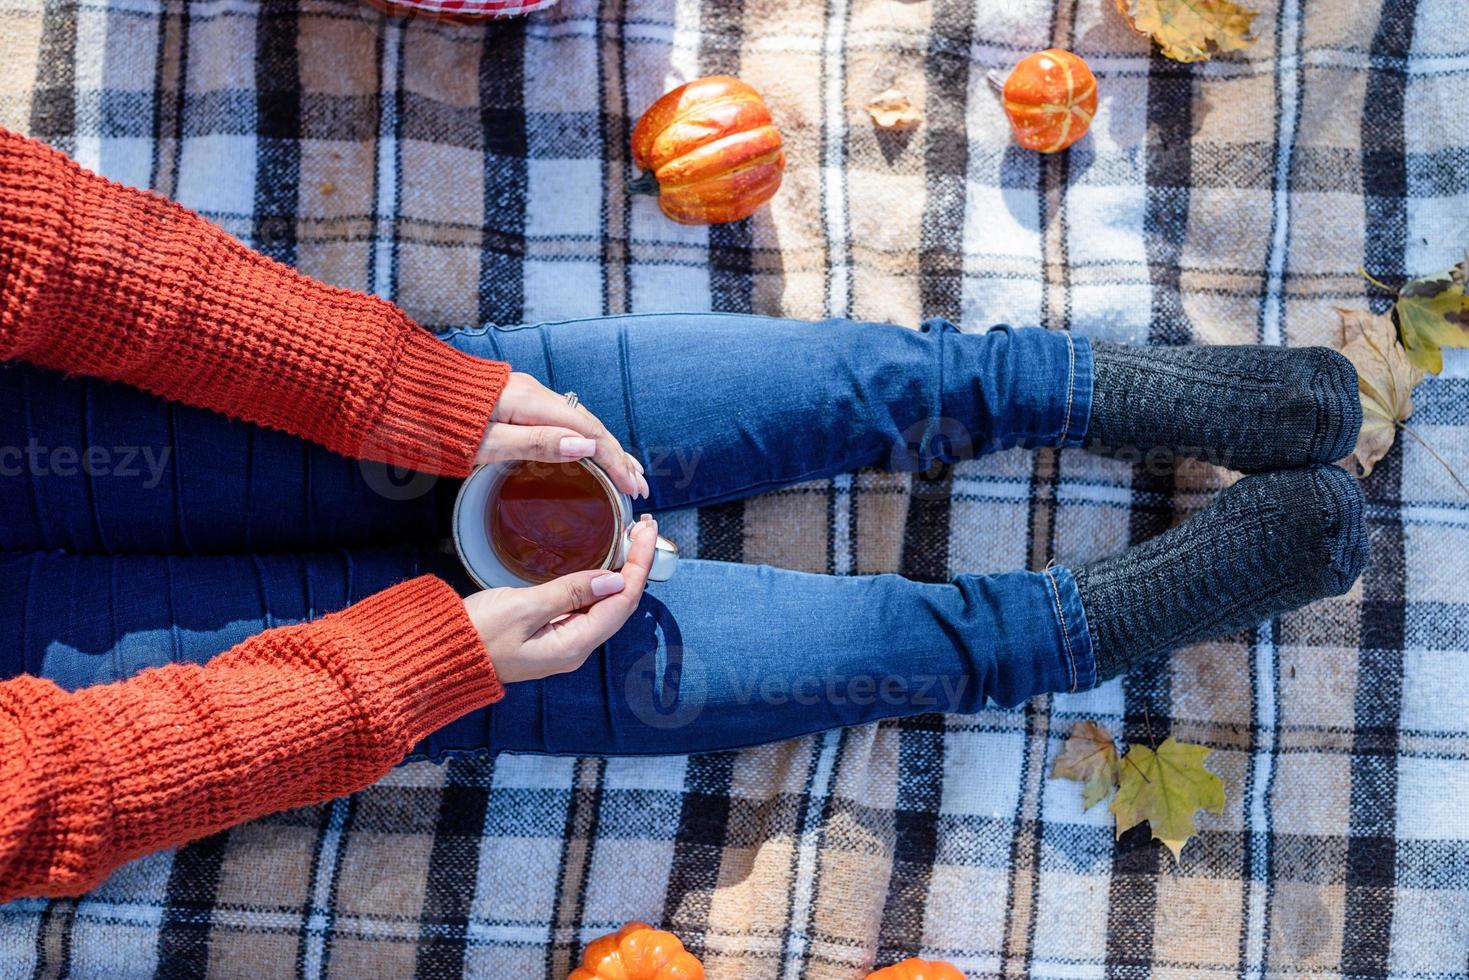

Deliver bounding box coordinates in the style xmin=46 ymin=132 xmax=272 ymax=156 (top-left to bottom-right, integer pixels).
xmin=0 ymin=546 xmax=461 ymax=690
xmin=3 ymin=466 xmax=1366 ymax=759
xmin=0 ymin=361 xmax=450 ymax=553
xmin=1 ymin=314 xmax=1357 ymax=550
xmin=430 ymin=465 xmax=1367 ymax=757
xmin=0 ymin=317 xmax=1083 ymax=552
xmin=0 ymin=544 xmax=1085 ymax=760
xmin=0 ymin=544 xmax=1077 ymax=756
xmin=442 ymin=316 xmax=1091 ymax=510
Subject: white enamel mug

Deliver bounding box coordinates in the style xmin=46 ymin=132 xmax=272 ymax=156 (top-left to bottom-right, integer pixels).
xmin=452 ymin=458 xmax=679 ymax=589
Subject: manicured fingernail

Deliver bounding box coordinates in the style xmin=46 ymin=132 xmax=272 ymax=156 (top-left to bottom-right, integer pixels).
xmin=638 ymin=475 xmax=651 ymax=499
xmin=628 ymin=454 xmax=645 ymax=475
xmin=560 ymin=436 xmax=596 ymax=458
xmin=591 ymin=572 xmax=625 ymax=596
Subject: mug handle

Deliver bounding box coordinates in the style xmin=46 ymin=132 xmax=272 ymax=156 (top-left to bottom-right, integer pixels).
xmin=648 ymin=534 xmax=680 ymax=582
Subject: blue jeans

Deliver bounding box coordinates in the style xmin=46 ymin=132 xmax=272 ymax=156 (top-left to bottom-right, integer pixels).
xmin=0 ymin=316 xmax=1097 ymax=757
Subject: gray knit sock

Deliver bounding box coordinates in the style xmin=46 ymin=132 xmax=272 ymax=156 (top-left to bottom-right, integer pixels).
xmin=1073 ymin=464 xmax=1368 ymax=680
xmin=1086 ymin=342 xmax=1362 ymax=472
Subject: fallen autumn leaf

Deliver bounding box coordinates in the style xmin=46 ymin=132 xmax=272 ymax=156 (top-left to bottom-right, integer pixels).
xmin=863 ymin=89 xmax=922 ymax=130
xmin=1113 ymin=0 xmax=1258 ymax=63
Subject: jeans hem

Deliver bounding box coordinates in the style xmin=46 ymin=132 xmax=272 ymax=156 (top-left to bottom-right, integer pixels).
xmin=1043 ymin=564 xmax=1097 ymax=694
xmin=1061 ymin=333 xmax=1094 ymax=449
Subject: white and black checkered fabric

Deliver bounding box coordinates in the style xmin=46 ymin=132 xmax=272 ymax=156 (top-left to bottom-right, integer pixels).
xmin=0 ymin=0 xmax=1466 ymax=977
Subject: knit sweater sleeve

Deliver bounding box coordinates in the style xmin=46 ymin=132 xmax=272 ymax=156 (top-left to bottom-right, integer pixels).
xmin=0 ymin=129 xmax=509 ymax=477
xmin=0 ymin=576 xmax=502 ymax=902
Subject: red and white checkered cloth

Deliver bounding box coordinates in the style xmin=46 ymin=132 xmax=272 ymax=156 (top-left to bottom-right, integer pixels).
xmin=363 ymin=0 xmax=558 ymax=20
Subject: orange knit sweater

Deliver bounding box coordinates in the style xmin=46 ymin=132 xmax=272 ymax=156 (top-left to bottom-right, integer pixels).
xmin=0 ymin=130 xmax=510 ymax=901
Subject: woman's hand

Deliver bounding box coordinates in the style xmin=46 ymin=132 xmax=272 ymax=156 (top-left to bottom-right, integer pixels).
xmin=477 ymin=372 xmax=648 ymax=498
xmin=463 ymin=516 xmax=658 ymax=683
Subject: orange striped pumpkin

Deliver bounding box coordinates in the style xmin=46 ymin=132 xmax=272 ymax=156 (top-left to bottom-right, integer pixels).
xmin=569 ymin=921 xmax=704 ymax=980
xmin=867 ymin=958 xmax=967 ymax=980
xmin=630 ymin=75 xmax=785 ymax=225
xmin=1001 ymin=48 xmax=1098 ymax=154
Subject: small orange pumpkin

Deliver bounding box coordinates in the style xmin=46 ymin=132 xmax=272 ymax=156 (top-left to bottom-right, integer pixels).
xmin=867 ymin=957 xmax=967 ymax=980
xmin=1001 ymin=48 xmax=1098 ymax=154
xmin=630 ymin=75 xmax=785 ymax=225
xmin=569 ymin=921 xmax=704 ymax=980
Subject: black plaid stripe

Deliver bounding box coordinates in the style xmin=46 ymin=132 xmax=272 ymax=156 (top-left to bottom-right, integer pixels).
xmin=27 ymin=0 xmax=76 ymax=154
xmin=415 ymin=756 xmax=494 ymax=977
xmin=156 ymin=832 xmax=230 ymax=978
xmin=701 ymin=0 xmax=755 ymax=319
xmin=596 ymin=0 xmax=629 ymax=316
xmin=478 ymin=20 xmax=528 ymax=327
xmin=1341 ymin=3 xmax=1417 ymax=975
xmin=25 ymin=6 xmax=82 ymax=971
xmin=874 ymin=723 xmax=944 ymax=968
xmin=916 ymin=0 xmax=968 ymax=322
xmin=30 ymin=897 xmax=74 ymax=980
xmin=1140 ymin=55 xmax=1194 ymax=348
xmin=255 ymin=1 xmax=303 ymax=266
xmin=662 ymin=753 xmax=736 ymax=958
xmin=1007 ymin=1 xmax=1081 ymax=969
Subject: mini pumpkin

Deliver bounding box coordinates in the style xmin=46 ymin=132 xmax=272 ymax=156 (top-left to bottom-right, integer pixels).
xmin=630 ymin=75 xmax=786 ymax=225
xmin=569 ymin=921 xmax=705 ymax=980
xmin=867 ymin=957 xmax=967 ymax=980
xmin=1001 ymin=48 xmax=1098 ymax=153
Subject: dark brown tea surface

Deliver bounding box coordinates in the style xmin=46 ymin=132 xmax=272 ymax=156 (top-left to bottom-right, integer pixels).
xmin=488 ymin=461 xmax=617 ymax=583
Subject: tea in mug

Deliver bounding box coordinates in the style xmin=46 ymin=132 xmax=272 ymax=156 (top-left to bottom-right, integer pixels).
xmin=488 ymin=461 xmax=618 ymax=583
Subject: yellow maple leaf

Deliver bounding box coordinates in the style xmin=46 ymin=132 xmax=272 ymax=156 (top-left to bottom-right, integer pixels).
xmin=1394 ymin=257 xmax=1469 ymax=374
xmin=1110 ymin=737 xmax=1224 ymax=861
xmin=1050 ymin=720 xmax=1120 ymax=810
xmin=1113 ymin=0 xmax=1259 ymax=63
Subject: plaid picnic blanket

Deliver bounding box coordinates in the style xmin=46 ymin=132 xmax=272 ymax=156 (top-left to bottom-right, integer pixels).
xmin=2 ymin=0 xmax=1467 ymax=976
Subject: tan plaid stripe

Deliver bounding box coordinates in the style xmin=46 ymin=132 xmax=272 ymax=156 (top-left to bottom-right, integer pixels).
xmin=1 ymin=0 xmax=1468 ymax=977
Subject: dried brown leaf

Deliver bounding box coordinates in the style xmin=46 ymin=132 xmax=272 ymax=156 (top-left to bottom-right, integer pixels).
xmin=864 ymin=88 xmax=922 ymax=130
xmin=1335 ymin=308 xmax=1423 ymax=478
xmin=1051 ymin=720 xmax=1120 ymax=810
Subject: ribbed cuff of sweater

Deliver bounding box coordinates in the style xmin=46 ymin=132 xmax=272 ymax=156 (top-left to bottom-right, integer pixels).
xmin=331 ymin=575 xmax=504 ymax=742
xmin=85 ymin=577 xmax=501 ymax=873
xmin=371 ymin=323 xmax=510 ymax=478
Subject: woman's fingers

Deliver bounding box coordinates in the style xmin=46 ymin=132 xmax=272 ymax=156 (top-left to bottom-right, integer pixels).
xmin=476 ymin=422 xmax=601 ymax=467
xmin=518 ymin=567 xmax=628 ymax=624
xmin=564 ymin=517 xmax=656 ymax=630
xmin=489 ymin=373 xmax=646 ymax=498
xmin=522 ymin=519 xmax=658 ymax=668
xmin=532 ymin=397 xmax=645 ymax=499
xmin=466 ymin=520 xmax=660 ymax=682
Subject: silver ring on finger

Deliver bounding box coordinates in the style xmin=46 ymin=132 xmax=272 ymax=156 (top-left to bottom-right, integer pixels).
xmin=563 ymin=391 xmax=579 ymax=410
